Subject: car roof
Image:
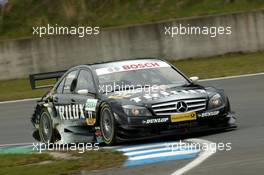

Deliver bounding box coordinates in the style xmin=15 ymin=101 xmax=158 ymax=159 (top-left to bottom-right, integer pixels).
xmin=86 ymin=57 xmax=164 ymax=66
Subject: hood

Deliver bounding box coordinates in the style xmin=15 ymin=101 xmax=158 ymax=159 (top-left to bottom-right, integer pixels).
xmin=103 ymin=85 xmax=209 ymax=105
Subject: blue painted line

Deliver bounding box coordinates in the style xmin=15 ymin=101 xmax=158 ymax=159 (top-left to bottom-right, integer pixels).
xmin=126 ymin=149 xmax=196 ymax=157
xmin=127 ymin=149 xmax=172 ymax=157
xmin=0 ymin=145 xmax=34 ymax=154
xmin=124 ymin=153 xmax=198 ymax=167
xmin=123 ymin=146 xmax=199 ymax=155
xmin=115 ymin=141 xmax=201 ymax=167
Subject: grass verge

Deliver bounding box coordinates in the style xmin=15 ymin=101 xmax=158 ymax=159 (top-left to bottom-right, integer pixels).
xmin=0 ymin=51 xmax=263 ymax=101
xmin=0 ymin=150 xmax=126 ymax=175
xmin=172 ymin=51 xmax=264 ymax=79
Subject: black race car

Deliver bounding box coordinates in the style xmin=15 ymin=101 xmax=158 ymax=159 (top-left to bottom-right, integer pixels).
xmin=30 ymin=58 xmax=236 ymax=145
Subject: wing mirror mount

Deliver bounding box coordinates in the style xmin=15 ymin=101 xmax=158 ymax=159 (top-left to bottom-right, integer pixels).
xmin=70 ymin=79 xmax=77 ymax=92
xmin=190 ymin=76 xmax=199 ymax=83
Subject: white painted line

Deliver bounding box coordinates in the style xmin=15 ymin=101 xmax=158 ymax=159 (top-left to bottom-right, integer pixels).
xmin=171 ymin=139 xmax=216 ymax=175
xmin=103 ymin=146 xmax=121 ymax=150
xmin=0 ymin=71 xmax=263 ymax=104
xmin=0 ymin=98 xmax=39 ymax=104
xmin=117 ymin=142 xmax=185 ymax=152
xmin=125 ymin=147 xmax=172 ymax=156
xmin=118 ymin=144 xmax=167 ymax=152
xmin=128 ymin=150 xmax=199 ymax=161
xmin=0 ymin=142 xmax=32 ymax=147
xmin=125 ymin=145 xmax=197 ymax=156
xmin=199 ymin=72 xmax=264 ymax=82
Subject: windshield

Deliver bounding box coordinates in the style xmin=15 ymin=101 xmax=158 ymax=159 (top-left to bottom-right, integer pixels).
xmin=93 ymin=60 xmax=189 ymax=92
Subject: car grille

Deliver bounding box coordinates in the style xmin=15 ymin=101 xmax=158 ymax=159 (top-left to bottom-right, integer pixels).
xmin=151 ymin=98 xmax=207 ymax=116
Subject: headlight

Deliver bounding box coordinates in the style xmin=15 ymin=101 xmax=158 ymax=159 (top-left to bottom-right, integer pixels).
xmin=122 ymin=105 xmax=152 ymax=117
xmin=209 ymin=94 xmax=223 ymax=108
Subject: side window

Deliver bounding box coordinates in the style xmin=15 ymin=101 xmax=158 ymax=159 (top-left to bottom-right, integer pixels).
xmin=75 ymin=70 xmax=95 ymax=93
xmin=56 ymin=78 xmax=65 ymax=94
xmin=63 ymin=70 xmax=78 ymax=94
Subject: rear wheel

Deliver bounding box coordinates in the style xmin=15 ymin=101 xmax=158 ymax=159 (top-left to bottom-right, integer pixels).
xmin=100 ymin=105 xmax=117 ymax=145
xmin=39 ymin=109 xmax=55 ymax=143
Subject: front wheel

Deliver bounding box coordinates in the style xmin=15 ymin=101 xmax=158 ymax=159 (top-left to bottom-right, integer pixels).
xmin=100 ymin=105 xmax=117 ymax=145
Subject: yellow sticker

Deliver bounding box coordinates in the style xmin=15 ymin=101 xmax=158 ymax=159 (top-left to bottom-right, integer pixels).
xmin=86 ymin=118 xmax=96 ymax=125
xmin=171 ymin=112 xmax=197 ymax=123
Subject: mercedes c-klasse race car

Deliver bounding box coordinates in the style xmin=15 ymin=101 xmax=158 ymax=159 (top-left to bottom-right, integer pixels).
xmin=30 ymin=58 xmax=237 ymax=145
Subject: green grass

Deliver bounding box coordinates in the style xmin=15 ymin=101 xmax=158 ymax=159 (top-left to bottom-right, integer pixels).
xmin=0 ymin=78 xmax=53 ymax=101
xmin=172 ymin=51 xmax=264 ymax=79
xmin=0 ymin=153 xmax=53 ymax=168
xmin=0 ymin=150 xmax=126 ymax=175
xmin=1 ymin=0 xmax=264 ymax=39
xmin=0 ymin=51 xmax=263 ymax=101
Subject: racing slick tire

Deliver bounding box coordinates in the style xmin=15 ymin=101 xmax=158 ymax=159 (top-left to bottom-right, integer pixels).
xmin=39 ymin=109 xmax=56 ymax=143
xmin=100 ymin=104 xmax=117 ymax=145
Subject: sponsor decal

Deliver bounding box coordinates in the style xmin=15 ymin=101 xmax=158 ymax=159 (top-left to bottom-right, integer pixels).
xmin=171 ymin=112 xmax=197 ymax=123
xmin=56 ymin=104 xmax=85 ymax=120
xmin=85 ymin=111 xmax=96 ymax=125
xmin=142 ymin=118 xmax=169 ymax=124
xmin=96 ymin=61 xmax=170 ymax=75
xmin=129 ymin=89 xmax=207 ymax=102
xmin=130 ymin=97 xmax=142 ymax=103
xmin=122 ymin=62 xmax=161 ymax=70
xmin=198 ymin=111 xmax=220 ymax=118
xmin=86 ymin=117 xmax=96 ymax=125
xmin=85 ymin=99 xmax=98 ymax=112
xmin=84 ymin=99 xmax=98 ymax=125
xmin=55 ymin=99 xmax=98 ymax=125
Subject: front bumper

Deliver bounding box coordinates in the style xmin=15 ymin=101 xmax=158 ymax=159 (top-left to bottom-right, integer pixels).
xmin=116 ymin=109 xmax=237 ymax=141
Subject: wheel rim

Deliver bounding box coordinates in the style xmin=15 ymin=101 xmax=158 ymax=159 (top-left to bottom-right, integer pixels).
xmin=102 ymin=109 xmax=113 ymax=141
xmin=40 ymin=113 xmax=51 ymax=142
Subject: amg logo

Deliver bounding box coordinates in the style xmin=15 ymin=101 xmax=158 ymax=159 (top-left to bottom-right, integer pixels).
xmin=143 ymin=118 xmax=169 ymax=124
xmin=55 ymin=105 xmax=85 ymax=120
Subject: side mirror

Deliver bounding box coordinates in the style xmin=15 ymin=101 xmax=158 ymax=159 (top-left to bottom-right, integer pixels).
xmin=190 ymin=76 xmax=199 ymax=83
xmin=77 ymin=89 xmax=89 ymax=95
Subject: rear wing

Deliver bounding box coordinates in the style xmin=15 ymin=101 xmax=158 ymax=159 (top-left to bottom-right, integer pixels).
xmin=29 ymin=71 xmax=66 ymax=89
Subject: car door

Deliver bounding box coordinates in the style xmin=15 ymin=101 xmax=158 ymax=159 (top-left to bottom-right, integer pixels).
xmin=71 ymin=69 xmax=98 ymax=126
xmin=53 ymin=70 xmax=79 ymax=120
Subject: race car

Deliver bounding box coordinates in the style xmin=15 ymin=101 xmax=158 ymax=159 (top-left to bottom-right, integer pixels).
xmin=30 ymin=58 xmax=237 ymax=145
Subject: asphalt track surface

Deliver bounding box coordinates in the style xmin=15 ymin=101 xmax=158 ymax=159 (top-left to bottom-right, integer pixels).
xmin=0 ymin=74 xmax=264 ymax=175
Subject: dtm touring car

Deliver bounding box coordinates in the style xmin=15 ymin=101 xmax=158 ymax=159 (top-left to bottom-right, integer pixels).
xmin=30 ymin=58 xmax=237 ymax=145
